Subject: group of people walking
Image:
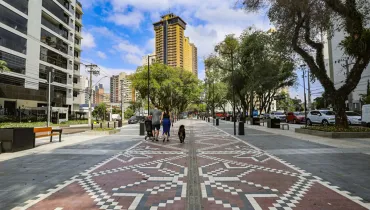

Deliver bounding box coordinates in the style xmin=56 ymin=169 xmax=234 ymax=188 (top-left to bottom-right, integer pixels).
xmin=150 ymin=106 xmax=174 ymax=142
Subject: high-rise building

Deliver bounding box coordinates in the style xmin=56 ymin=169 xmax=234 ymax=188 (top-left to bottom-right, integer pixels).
xmin=0 ymin=0 xmax=83 ymax=112
xmin=103 ymin=93 xmax=110 ymax=103
xmin=153 ymin=14 xmax=198 ymax=77
xmin=110 ymin=72 xmax=130 ymax=103
xmin=153 ymin=13 xmax=186 ymax=68
xmin=95 ymin=84 xmax=104 ymax=104
xmin=191 ymin=43 xmax=198 ymax=76
xmin=142 ymin=54 xmax=156 ymax=66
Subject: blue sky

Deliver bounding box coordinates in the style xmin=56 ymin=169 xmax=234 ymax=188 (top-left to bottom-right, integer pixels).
xmin=79 ymin=0 xmax=316 ymax=99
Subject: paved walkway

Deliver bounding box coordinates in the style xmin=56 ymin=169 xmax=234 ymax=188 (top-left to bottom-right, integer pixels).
xmin=3 ymin=120 xmax=370 ymax=209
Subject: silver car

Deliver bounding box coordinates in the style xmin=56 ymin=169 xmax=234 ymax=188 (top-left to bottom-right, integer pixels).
xmin=270 ymin=112 xmax=286 ymax=121
xmin=346 ymin=111 xmax=361 ymax=125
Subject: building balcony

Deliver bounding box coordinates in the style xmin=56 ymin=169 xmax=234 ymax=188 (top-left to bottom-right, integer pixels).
xmin=74 ymin=56 xmax=81 ymax=63
xmin=76 ymin=1 xmax=83 ymax=14
xmin=75 ymin=30 xmax=82 ymax=39
xmin=75 ymin=17 xmax=82 ymax=26
xmin=73 ymin=82 xmax=83 ymax=90
xmin=74 ymin=43 xmax=81 ymax=51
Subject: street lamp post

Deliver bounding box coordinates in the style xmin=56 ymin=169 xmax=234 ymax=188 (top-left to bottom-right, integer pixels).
xmin=147 ymin=55 xmax=155 ymax=116
xmin=301 ymin=64 xmax=308 ymax=127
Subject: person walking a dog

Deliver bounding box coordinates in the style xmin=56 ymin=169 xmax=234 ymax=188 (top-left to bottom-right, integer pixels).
xmin=161 ymin=110 xmax=172 ymax=142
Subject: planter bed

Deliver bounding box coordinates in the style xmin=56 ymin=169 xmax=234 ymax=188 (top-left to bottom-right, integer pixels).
xmin=295 ymin=128 xmax=370 ymax=138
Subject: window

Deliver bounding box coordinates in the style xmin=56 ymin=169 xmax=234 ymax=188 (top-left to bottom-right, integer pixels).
xmin=76 ymin=12 xmax=81 ymax=19
xmin=40 ymin=46 xmax=68 ymax=69
xmin=0 ymin=27 xmax=27 ymax=54
xmin=42 ymin=0 xmax=69 ymax=24
xmin=74 ymin=38 xmax=80 ymax=44
xmin=41 ymin=14 xmax=68 ymax=39
xmin=321 ymin=111 xmax=336 ymax=115
xmin=74 ymin=51 xmax=79 ymax=57
xmin=346 ymin=111 xmax=360 ymax=116
xmin=0 ymin=5 xmax=28 ymax=34
xmin=40 ymin=29 xmax=68 ymax=54
xmin=74 ymin=64 xmax=79 ymax=70
xmin=3 ymin=0 xmax=28 ymax=14
xmin=75 ymin=25 xmax=80 ymax=32
xmin=0 ymin=50 xmax=26 ymax=74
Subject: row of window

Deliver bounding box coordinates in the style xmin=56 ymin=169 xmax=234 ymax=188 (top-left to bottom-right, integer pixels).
xmin=40 ymin=46 xmax=68 ymax=69
xmin=0 ymin=27 xmax=27 ymax=54
xmin=0 ymin=4 xmax=28 ymax=34
xmin=3 ymin=0 xmax=28 ymax=15
xmin=0 ymin=50 xmax=26 ymax=74
xmin=41 ymin=28 xmax=69 ymax=54
xmin=41 ymin=14 xmax=69 ymax=40
xmin=42 ymin=0 xmax=70 ymax=25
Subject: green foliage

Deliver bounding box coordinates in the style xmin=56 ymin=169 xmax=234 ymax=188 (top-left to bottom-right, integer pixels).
xmin=124 ymin=108 xmax=134 ymax=119
xmin=128 ymin=100 xmax=142 ymax=113
xmin=360 ymin=80 xmax=370 ymax=104
xmin=276 ymin=92 xmax=295 ymax=112
xmin=0 ymin=60 xmax=10 ymax=72
xmin=302 ymin=126 xmax=370 ymax=133
xmin=92 ymin=103 xmax=107 ymax=121
xmin=112 ymin=108 xmax=121 ymax=115
xmin=131 ymin=63 xmax=201 ymax=113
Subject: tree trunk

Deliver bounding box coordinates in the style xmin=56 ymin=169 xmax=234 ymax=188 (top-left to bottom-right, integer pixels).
xmin=333 ymin=95 xmax=349 ymax=128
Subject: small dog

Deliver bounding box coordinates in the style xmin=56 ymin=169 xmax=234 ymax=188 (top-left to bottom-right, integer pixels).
xmin=178 ymin=125 xmax=186 ymax=143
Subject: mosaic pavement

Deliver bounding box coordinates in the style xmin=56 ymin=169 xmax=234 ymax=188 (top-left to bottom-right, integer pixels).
xmin=12 ymin=120 xmax=370 ymax=210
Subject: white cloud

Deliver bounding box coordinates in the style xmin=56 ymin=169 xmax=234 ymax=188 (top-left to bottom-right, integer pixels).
xmin=81 ymin=31 xmax=96 ymax=49
xmin=97 ymin=51 xmax=107 ymax=59
xmin=106 ymin=10 xmax=144 ymax=28
xmin=115 ymin=41 xmax=144 ymax=55
xmin=123 ymin=54 xmax=143 ymax=66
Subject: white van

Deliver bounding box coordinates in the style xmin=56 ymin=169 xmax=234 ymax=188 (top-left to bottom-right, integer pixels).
xmin=361 ymin=105 xmax=370 ymax=127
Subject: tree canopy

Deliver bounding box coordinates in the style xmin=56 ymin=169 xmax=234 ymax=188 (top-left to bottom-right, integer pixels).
xmin=239 ymin=0 xmax=370 ymax=127
xmin=131 ymin=63 xmax=201 ymax=113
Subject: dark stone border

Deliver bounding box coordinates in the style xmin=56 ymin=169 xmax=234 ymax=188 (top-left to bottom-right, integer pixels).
xmin=295 ymin=128 xmax=370 ymax=138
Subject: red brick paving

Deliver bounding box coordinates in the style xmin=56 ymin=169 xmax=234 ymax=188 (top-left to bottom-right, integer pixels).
xmin=17 ymin=121 xmax=370 ymax=210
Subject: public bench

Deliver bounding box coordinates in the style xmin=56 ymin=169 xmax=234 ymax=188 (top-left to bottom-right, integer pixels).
xmin=34 ymin=127 xmax=63 ymax=144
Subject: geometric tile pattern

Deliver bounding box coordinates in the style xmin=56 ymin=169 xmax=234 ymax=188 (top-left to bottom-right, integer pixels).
xmin=11 ymin=120 xmax=370 ymax=210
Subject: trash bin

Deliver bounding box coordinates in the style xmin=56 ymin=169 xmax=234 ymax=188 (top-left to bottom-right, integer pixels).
xmin=238 ymin=121 xmax=245 ymax=135
xmin=118 ymin=120 xmax=122 ymax=127
xmin=208 ymin=118 xmax=210 ymax=123
xmin=216 ymin=118 xmax=219 ymax=126
xmin=140 ymin=122 xmax=145 ymax=136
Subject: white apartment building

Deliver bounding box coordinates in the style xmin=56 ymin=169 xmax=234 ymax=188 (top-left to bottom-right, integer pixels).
xmin=0 ymin=0 xmax=83 ymax=113
xmin=325 ymin=27 xmax=369 ymax=111
xmin=142 ymin=53 xmax=156 ymax=66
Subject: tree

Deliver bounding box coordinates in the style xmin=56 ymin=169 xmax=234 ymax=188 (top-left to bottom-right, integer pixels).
xmin=240 ymin=0 xmax=370 ymax=128
xmin=0 ymin=60 xmax=10 ymax=72
xmin=92 ymin=103 xmax=106 ymax=121
xmin=276 ymin=92 xmax=295 ymax=112
xmin=124 ymin=108 xmax=134 ymax=119
xmin=128 ymin=100 xmax=142 ymax=114
xmin=292 ymin=98 xmax=303 ymax=111
xmin=131 ymin=63 xmax=201 ymax=113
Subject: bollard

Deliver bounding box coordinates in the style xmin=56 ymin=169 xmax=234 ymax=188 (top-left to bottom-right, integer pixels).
xmin=108 ymin=122 xmax=110 ymax=128
xmin=100 ymin=122 xmax=103 ymax=129
xmin=91 ymin=123 xmax=94 ymax=130
xmin=238 ymin=121 xmax=245 ymax=135
xmin=139 ymin=122 xmax=145 ymax=136
xmin=216 ymin=118 xmax=219 ymax=126
xmin=208 ymin=118 xmax=210 ymax=123
xmin=114 ymin=122 xmax=116 ymax=128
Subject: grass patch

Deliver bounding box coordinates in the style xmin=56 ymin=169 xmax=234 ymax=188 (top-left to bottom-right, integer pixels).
xmin=302 ymin=126 xmax=370 ymax=133
xmin=0 ymin=120 xmax=88 ymax=128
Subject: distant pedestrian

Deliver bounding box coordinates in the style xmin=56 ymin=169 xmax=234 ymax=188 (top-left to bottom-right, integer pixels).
xmin=151 ymin=106 xmax=162 ymax=141
xmin=161 ymin=110 xmax=172 ymax=142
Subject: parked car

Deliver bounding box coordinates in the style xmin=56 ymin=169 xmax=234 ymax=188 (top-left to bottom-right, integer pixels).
xmin=306 ymin=110 xmax=336 ymax=126
xmin=260 ymin=113 xmax=270 ymax=119
xmin=286 ymin=112 xmax=306 ymax=124
xmin=128 ymin=116 xmax=145 ymax=124
xmin=270 ymin=112 xmax=286 ymax=121
xmin=346 ymin=111 xmax=361 ymax=125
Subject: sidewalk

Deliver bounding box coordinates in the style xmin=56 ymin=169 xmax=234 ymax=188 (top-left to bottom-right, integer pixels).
xmin=222 ymin=120 xmax=370 ymax=149
xmin=7 ymin=119 xmax=370 ymax=210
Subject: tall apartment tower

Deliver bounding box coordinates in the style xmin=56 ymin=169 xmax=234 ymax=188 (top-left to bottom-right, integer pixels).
xmin=0 ymin=0 xmax=83 ymax=112
xmin=153 ymin=13 xmax=186 ymax=68
xmin=110 ymin=72 xmax=135 ymax=103
xmin=191 ymin=43 xmax=198 ymax=76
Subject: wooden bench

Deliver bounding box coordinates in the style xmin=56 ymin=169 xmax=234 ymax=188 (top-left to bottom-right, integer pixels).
xmin=280 ymin=123 xmax=289 ymax=130
xmin=34 ymin=127 xmax=63 ymax=143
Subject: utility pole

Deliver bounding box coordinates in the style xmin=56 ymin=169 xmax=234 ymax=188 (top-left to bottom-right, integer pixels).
xmin=231 ymin=55 xmax=236 ymax=135
xmin=302 ymin=65 xmax=308 ymax=127
xmin=307 ymin=71 xmax=311 ymax=111
xmin=213 ymin=79 xmax=215 ymax=125
xmin=86 ymin=64 xmax=99 ymax=126
xmin=345 ymin=59 xmax=353 ymax=111
xmin=46 ymin=66 xmax=54 ymax=127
